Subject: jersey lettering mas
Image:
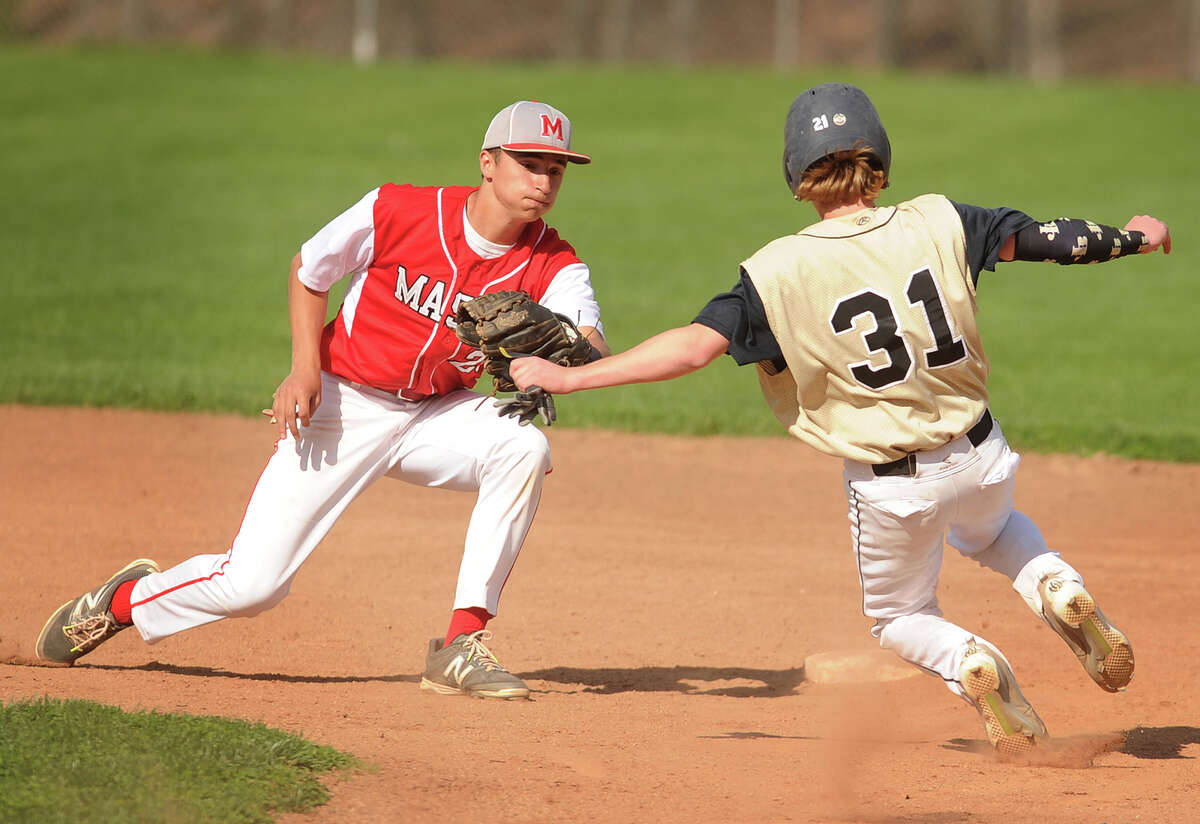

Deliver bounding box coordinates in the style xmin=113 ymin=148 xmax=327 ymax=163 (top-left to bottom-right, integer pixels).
xmin=743 ymin=194 xmax=992 ymax=463
xmin=299 ymin=184 xmax=586 ymax=398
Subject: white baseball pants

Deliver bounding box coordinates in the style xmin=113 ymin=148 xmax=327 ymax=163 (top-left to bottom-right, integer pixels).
xmin=128 ymin=373 xmax=551 ymax=643
xmin=842 ymin=418 xmax=1081 ymax=702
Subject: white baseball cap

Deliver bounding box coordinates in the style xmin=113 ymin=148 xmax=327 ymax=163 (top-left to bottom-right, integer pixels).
xmin=482 ymin=100 xmax=591 ymax=164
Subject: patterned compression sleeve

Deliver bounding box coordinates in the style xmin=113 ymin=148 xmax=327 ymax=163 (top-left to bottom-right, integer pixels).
xmin=1012 ymin=218 xmax=1147 ymax=265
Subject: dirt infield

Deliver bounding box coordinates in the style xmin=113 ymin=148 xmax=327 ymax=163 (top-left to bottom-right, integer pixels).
xmin=2 ymin=404 xmax=1198 ymax=823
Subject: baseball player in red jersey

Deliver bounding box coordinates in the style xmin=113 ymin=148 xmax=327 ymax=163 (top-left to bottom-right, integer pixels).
xmin=511 ymin=83 xmax=1171 ymax=751
xmin=36 ymin=100 xmax=609 ymax=700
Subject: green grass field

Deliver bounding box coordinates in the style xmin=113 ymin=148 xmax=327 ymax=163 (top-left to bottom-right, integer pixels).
xmin=0 ymin=697 xmax=356 ymax=824
xmin=2 ymin=47 xmax=1196 ymax=460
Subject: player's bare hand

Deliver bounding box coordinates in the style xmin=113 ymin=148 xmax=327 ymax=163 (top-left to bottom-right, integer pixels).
xmin=510 ymin=355 xmax=575 ymax=394
xmin=1125 ymin=215 xmax=1171 ymax=255
xmin=271 ymin=368 xmax=322 ymax=440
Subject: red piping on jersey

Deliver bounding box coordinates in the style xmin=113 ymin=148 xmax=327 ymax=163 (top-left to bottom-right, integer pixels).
xmin=477 ymin=223 xmax=546 ymax=294
xmin=406 ymin=188 xmax=460 ymax=394
xmin=129 ymin=434 xmax=283 ymax=609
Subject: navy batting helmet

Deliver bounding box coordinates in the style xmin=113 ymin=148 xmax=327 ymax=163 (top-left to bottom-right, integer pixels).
xmin=782 ymin=83 xmax=891 ymax=194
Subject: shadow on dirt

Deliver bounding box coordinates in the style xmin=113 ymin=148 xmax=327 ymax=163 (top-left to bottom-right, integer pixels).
xmin=944 ymin=731 xmax=1125 ymax=767
xmin=82 ymin=660 xmax=419 ymax=684
xmin=74 ymin=661 xmax=809 ymax=695
xmin=940 ymin=726 xmax=1200 ymax=766
xmin=520 ymin=664 xmax=806 ymax=697
xmin=1121 ymin=725 xmax=1200 ymax=759
xmin=696 ymin=730 xmax=819 ymax=740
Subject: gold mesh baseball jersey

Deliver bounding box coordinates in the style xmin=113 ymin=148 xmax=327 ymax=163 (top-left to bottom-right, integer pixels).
xmin=743 ymin=193 xmax=989 ymax=463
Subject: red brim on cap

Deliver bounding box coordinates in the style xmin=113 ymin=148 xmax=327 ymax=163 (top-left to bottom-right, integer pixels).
xmin=500 ymin=142 xmax=592 ymax=164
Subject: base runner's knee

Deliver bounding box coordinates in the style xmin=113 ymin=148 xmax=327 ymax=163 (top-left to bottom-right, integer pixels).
xmin=970 ymin=511 xmax=1048 ymax=580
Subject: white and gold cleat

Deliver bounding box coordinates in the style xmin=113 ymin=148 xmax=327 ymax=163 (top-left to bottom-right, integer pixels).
xmin=958 ymin=640 xmax=1047 ymax=756
xmin=1039 ymin=577 xmax=1134 ymax=692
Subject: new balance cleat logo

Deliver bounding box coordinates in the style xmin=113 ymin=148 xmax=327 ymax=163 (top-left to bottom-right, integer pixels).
xmin=73 ymin=590 xmax=105 ymax=619
xmin=442 ymin=654 xmax=476 ymax=685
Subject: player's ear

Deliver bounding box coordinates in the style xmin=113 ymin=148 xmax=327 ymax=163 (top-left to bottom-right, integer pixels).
xmin=479 ymin=149 xmax=495 ymax=182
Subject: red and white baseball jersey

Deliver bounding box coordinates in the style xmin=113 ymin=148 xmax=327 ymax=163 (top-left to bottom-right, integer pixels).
xmin=298 ymin=184 xmax=602 ymax=399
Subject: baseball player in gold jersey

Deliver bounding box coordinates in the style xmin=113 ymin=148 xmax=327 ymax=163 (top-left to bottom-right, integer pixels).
xmin=510 ymin=83 xmax=1172 ymax=754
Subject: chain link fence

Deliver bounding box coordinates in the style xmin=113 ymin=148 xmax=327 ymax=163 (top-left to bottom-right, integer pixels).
xmin=3 ymin=0 xmax=1199 ymax=82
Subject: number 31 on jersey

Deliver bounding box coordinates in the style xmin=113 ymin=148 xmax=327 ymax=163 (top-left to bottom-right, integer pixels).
xmin=830 ymin=268 xmax=968 ymax=390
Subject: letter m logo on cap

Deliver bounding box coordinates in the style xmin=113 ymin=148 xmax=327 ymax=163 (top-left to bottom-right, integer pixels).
xmin=540 ymin=114 xmax=564 ymax=142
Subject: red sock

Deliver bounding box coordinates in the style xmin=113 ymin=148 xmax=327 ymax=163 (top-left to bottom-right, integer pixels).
xmin=110 ymin=580 xmax=136 ymax=626
xmin=444 ymin=607 xmax=491 ymax=647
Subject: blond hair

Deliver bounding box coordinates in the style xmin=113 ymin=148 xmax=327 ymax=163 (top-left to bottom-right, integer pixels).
xmin=795 ymin=144 xmax=888 ymax=209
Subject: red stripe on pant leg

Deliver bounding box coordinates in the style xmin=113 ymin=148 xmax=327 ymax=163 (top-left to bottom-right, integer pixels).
xmin=131 ymin=558 xmax=231 ymax=607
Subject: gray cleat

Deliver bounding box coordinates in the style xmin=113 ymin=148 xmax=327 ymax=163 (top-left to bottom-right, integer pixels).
xmin=35 ymin=558 xmax=159 ymax=665
xmin=420 ymin=630 xmax=530 ymax=699
xmin=1039 ymin=576 xmax=1134 ymax=692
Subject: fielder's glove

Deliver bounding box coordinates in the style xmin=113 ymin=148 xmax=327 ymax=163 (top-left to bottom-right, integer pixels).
xmin=455 ymin=290 xmax=593 ymax=423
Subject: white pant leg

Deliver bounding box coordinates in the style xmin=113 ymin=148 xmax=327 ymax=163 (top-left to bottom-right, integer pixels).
xmin=845 ymin=426 xmax=1015 ymax=699
xmin=384 ymin=390 xmax=551 ymax=616
xmin=845 ymin=470 xmax=949 ymax=625
xmin=129 ymin=375 xmax=411 ymax=642
xmin=877 ymin=612 xmax=977 ymax=697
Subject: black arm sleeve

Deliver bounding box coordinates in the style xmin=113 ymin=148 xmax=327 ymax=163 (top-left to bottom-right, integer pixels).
xmin=692 ymin=268 xmax=785 ymax=369
xmin=951 ymin=201 xmax=1037 ymax=285
xmin=1011 ymin=218 xmax=1147 ymax=264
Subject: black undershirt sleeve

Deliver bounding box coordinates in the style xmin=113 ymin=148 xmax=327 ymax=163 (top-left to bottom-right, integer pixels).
xmin=692 ymin=268 xmax=785 ymax=369
xmin=951 ymin=201 xmax=1037 ymax=285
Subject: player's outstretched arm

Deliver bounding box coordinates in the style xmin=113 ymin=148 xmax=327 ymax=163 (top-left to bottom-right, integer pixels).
xmin=998 ymin=214 xmax=1171 ymax=262
xmin=510 ymin=323 xmax=729 ymax=395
